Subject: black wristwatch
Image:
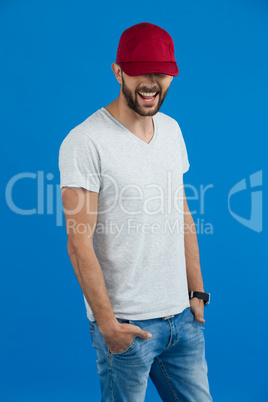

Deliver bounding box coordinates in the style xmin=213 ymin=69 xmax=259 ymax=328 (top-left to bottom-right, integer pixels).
xmin=189 ymin=291 xmax=210 ymax=305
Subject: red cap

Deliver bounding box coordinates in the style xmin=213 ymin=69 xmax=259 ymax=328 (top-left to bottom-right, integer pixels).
xmin=116 ymin=22 xmax=179 ymax=77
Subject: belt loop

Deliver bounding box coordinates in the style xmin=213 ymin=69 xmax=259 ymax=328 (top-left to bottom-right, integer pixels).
xmin=162 ymin=314 xmax=174 ymax=320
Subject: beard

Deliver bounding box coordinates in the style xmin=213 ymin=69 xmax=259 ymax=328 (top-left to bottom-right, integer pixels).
xmin=121 ymin=73 xmax=170 ymax=117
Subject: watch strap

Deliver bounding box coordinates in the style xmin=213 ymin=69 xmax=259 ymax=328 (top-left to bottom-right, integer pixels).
xmin=189 ymin=291 xmax=210 ymax=305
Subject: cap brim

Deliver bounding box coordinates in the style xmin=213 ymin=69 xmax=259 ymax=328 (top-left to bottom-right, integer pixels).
xmin=119 ymin=61 xmax=179 ymax=77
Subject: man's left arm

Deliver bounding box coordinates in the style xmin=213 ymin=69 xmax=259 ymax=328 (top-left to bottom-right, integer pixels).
xmin=183 ymin=182 xmax=206 ymax=324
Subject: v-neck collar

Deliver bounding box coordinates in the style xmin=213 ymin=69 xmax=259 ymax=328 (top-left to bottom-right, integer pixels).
xmin=100 ymin=107 xmax=158 ymax=148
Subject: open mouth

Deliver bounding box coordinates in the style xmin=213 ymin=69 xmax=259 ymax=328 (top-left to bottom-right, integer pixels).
xmin=137 ymin=91 xmax=159 ymax=104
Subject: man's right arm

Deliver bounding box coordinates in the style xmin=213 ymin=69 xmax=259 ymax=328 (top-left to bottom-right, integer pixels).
xmin=61 ymin=187 xmax=119 ymax=336
xmin=61 ymin=186 xmax=152 ymax=352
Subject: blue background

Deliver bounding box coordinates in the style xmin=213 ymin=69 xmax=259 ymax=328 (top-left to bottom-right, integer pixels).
xmin=1 ymin=0 xmax=267 ymax=400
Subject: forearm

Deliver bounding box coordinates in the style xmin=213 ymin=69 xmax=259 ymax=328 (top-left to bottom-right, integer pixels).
xmin=184 ymin=212 xmax=204 ymax=292
xmin=67 ymin=242 xmax=118 ymax=335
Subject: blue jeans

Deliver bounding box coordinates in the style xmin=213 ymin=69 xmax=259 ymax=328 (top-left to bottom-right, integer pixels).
xmin=88 ymin=306 xmax=213 ymax=401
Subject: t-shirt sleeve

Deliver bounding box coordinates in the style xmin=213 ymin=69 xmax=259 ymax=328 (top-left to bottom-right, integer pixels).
xmin=58 ymin=130 xmax=101 ymax=193
xmin=176 ymin=122 xmax=190 ymax=174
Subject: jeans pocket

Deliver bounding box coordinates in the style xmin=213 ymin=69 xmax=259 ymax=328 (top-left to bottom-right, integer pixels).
xmin=104 ymin=318 xmax=137 ymax=356
xmin=189 ymin=307 xmax=194 ymax=316
xmin=188 ymin=307 xmax=205 ymax=326
xmin=106 ymin=337 xmax=136 ymax=356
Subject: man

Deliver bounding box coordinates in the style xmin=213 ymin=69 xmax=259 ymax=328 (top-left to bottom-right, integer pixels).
xmin=59 ymin=22 xmax=212 ymax=401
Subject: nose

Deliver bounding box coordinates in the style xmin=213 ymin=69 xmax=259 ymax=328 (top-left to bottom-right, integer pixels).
xmin=144 ymin=73 xmax=157 ymax=81
xmin=141 ymin=74 xmax=159 ymax=90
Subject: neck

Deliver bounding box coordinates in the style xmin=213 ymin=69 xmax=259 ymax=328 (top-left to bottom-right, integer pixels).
xmin=104 ymin=95 xmax=155 ymax=139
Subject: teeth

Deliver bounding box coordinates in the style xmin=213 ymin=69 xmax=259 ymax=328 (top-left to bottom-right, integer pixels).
xmin=139 ymin=92 xmax=157 ymax=97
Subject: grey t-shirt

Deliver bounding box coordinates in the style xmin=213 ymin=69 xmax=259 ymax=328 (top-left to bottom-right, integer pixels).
xmin=59 ymin=107 xmax=191 ymax=320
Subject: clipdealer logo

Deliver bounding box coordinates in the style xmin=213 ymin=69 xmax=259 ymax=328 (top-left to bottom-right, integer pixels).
xmin=4 ymin=169 xmax=263 ymax=233
xmin=5 ymin=171 xmax=63 ymax=226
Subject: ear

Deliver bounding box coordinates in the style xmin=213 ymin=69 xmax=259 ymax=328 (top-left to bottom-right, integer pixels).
xmin=111 ymin=62 xmax=123 ymax=85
